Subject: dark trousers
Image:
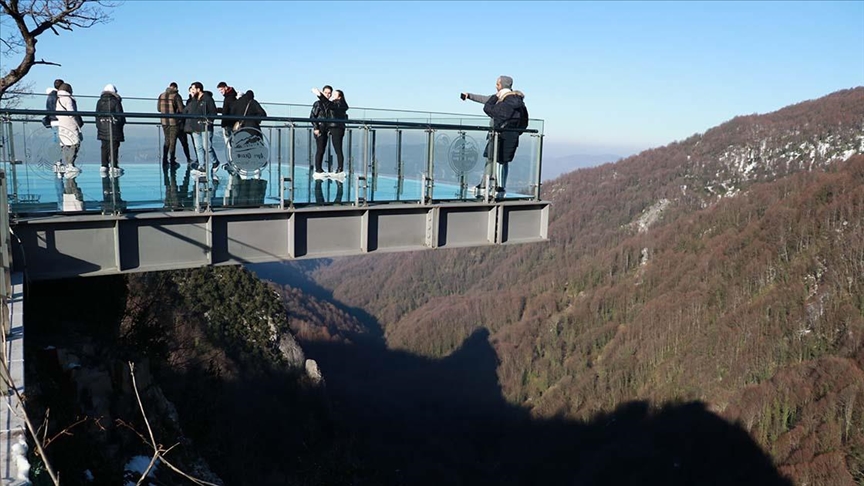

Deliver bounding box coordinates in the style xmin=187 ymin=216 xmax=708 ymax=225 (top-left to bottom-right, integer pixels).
xmin=100 ymin=139 xmax=121 ymax=167
xmin=330 ymin=127 xmax=345 ymax=172
xmin=314 ymin=130 xmax=329 ymax=172
xmin=162 ymin=125 xmax=179 ymax=164
xmin=314 ymin=128 xmax=346 ymax=172
xmin=177 ymin=127 xmax=192 ymax=162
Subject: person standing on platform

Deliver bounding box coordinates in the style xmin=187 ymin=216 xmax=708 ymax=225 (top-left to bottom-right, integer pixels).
xmin=216 ymin=81 xmax=239 ymax=159
xmin=96 ymin=84 xmax=126 ymax=175
xmin=310 ymin=85 xmax=349 ymax=176
xmin=158 ymin=82 xmax=185 ymax=167
xmin=184 ymin=82 xmax=221 ymax=177
xmin=55 ymin=82 xmax=84 ymax=177
xmin=462 ymin=75 xmax=527 ymax=199
xmin=232 ymin=89 xmax=268 ymax=132
xmin=42 ymin=78 xmax=64 ymax=133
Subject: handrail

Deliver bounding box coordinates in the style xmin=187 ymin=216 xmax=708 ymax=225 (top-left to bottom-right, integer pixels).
xmin=1 ymin=90 xmax=508 ymax=120
xmin=0 ymin=108 xmax=539 ymax=134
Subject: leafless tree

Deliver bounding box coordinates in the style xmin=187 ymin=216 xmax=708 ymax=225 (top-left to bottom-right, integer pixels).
xmin=0 ymin=0 xmax=118 ymax=97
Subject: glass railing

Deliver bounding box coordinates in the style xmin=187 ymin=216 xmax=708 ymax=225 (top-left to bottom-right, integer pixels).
xmin=0 ymin=92 xmax=543 ymax=218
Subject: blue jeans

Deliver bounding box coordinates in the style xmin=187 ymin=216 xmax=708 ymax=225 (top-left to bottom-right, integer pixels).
xmin=481 ymin=158 xmax=509 ymax=190
xmin=190 ymin=129 xmax=220 ymax=167
xmin=222 ymin=127 xmax=233 ymax=162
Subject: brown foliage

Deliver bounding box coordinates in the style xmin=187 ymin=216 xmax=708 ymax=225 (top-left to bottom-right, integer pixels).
xmin=304 ymin=90 xmax=864 ymax=483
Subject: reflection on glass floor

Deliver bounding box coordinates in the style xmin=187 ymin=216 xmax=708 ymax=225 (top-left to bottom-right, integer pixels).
xmin=6 ymin=161 xmax=524 ymax=215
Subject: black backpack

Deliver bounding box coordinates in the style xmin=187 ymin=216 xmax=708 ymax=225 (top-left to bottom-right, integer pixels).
xmin=518 ymin=104 xmax=529 ymax=130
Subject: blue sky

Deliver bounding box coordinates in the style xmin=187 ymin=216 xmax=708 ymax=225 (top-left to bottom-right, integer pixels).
xmin=6 ymin=0 xmax=864 ymax=160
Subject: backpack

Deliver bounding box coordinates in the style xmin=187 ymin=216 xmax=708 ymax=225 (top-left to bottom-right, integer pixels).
xmin=518 ymin=104 xmax=529 ymax=130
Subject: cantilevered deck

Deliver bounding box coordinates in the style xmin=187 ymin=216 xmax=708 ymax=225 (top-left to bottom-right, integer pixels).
xmin=1 ymin=98 xmax=549 ymax=280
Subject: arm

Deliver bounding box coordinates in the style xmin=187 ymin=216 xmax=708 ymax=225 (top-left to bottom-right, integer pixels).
xmin=205 ymin=98 xmax=218 ymax=119
xmin=316 ymin=93 xmax=335 ymax=110
xmin=252 ymin=100 xmax=267 ymax=118
xmin=71 ymin=98 xmax=84 ymax=127
xmin=310 ymin=101 xmax=322 ymax=130
xmin=117 ymin=99 xmax=126 ymax=126
xmin=464 ymin=92 xmax=492 ymax=104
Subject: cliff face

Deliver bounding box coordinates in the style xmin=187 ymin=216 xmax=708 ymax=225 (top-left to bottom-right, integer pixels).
xmin=23 ymin=267 xmax=343 ymax=485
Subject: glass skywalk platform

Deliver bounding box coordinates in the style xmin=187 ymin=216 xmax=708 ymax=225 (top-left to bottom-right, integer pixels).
xmin=0 ymin=94 xmax=549 ymax=280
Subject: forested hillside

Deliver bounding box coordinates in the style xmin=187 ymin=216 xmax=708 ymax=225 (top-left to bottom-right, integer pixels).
xmin=288 ymin=88 xmax=864 ymax=484
xmin=22 ymin=88 xmax=863 ymax=485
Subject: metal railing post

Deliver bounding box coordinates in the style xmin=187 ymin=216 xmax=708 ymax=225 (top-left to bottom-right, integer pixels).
xmin=2 ymin=116 xmax=20 ymax=204
xmin=532 ymin=133 xmax=544 ymax=201
xmin=370 ymin=129 xmax=377 ymax=200
xmin=458 ymin=131 xmax=468 ymax=200
xmin=488 ymin=130 xmax=500 ymax=203
xmin=356 ymin=125 xmax=369 ymax=206
xmin=281 ymin=123 xmax=296 ymax=209
xmin=423 ymin=128 xmax=435 ymax=204
xmin=108 ymin=116 xmax=118 ymax=213
xmin=396 ymin=128 xmax=403 ymax=201
xmin=0 ymin=169 xmax=8 ymax=396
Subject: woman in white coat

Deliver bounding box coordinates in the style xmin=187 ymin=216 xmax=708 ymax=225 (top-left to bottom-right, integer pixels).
xmin=55 ymin=82 xmax=84 ymax=176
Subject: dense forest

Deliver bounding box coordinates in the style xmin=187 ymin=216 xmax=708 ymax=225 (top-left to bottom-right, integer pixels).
xmin=22 ymin=87 xmax=864 ymax=485
xmin=279 ymin=88 xmax=864 ymax=484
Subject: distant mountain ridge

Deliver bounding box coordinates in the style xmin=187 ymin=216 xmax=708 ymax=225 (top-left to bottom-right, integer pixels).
xmin=542 ymin=153 xmax=624 ymax=179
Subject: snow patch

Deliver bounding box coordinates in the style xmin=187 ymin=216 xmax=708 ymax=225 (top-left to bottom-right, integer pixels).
xmin=636 ymin=199 xmax=670 ymax=233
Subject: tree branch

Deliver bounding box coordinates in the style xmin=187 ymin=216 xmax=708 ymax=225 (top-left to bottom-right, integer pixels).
xmin=32 ymin=58 xmax=60 ymax=66
xmin=126 ymin=361 xmax=221 ymax=486
xmin=1 ymin=0 xmax=116 ymax=95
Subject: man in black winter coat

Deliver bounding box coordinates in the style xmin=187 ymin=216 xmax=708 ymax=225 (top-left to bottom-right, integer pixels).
xmin=463 ymin=75 xmax=528 ymax=199
xmin=184 ymin=82 xmax=221 ymax=176
xmin=217 ymin=81 xmax=239 ymax=159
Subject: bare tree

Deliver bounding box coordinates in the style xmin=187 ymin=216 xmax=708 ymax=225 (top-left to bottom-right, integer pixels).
xmin=0 ymin=0 xmax=118 ymax=97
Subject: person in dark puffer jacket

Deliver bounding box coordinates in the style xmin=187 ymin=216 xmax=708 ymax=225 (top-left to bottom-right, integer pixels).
xmin=217 ymin=81 xmax=239 ymax=159
xmin=95 ymin=84 xmax=126 ymax=173
xmin=311 ymin=87 xmax=349 ymax=174
xmin=232 ymin=90 xmax=268 ymax=132
xmin=183 ymin=82 xmax=221 ymax=176
xmin=462 ymin=75 xmax=527 ymax=199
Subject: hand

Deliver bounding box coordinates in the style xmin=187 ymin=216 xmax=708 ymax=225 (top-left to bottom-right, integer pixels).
xmin=460 ymin=92 xmax=468 ymax=101
xmin=313 ymin=129 xmax=320 ymax=137
xmin=312 ymin=88 xmax=321 ymax=97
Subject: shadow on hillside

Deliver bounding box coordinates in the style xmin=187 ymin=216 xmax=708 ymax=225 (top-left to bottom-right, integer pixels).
xmin=297 ymin=327 xmax=792 ymax=486
xmin=23 ymin=274 xmax=793 ymax=486
xmin=248 ymin=261 xmax=792 ymax=485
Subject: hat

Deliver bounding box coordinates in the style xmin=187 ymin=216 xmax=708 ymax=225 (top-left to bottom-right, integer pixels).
xmin=498 ymin=76 xmax=513 ymax=89
xmin=103 ymin=84 xmax=117 ymax=94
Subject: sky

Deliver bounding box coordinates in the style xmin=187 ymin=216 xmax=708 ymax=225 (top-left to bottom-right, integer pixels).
xmin=4 ymin=0 xmax=864 ymax=164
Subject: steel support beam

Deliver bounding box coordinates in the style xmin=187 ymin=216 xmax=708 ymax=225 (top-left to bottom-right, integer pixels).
xmin=10 ymin=201 xmax=550 ymax=280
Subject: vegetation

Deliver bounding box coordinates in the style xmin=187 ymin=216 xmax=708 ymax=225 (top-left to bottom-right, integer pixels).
xmin=21 ymin=87 xmax=864 ymax=485
xmin=304 ymin=88 xmax=864 ymax=484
